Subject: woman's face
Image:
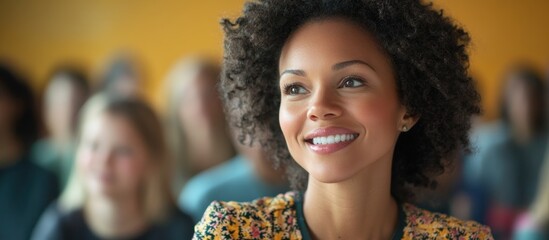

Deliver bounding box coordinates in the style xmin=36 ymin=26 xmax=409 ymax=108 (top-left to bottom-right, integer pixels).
xmin=505 ymin=76 xmax=535 ymax=132
xmin=44 ymin=76 xmax=79 ymax=139
xmin=178 ymin=70 xmax=224 ymax=129
xmin=279 ymin=18 xmax=412 ymax=183
xmin=76 ymin=113 xmax=150 ymax=199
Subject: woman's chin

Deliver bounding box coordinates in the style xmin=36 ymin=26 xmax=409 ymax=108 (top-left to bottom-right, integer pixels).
xmin=307 ymin=167 xmax=358 ymax=185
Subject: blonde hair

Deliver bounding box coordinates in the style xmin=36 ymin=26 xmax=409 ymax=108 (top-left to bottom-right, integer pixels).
xmin=60 ymin=93 xmax=176 ymax=222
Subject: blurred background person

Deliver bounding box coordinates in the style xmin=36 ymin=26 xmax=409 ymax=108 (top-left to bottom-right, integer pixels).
xmin=31 ymin=65 xmax=90 ymax=189
xmin=513 ymin=154 xmax=549 ymax=240
xmin=96 ymin=52 xmax=144 ymax=97
xmin=453 ymin=76 xmax=509 ymax=225
xmin=32 ymin=94 xmax=194 ymax=239
xmin=0 ymin=63 xmax=59 ymax=240
xmin=457 ymin=114 xmax=508 ymax=224
xmin=479 ymin=64 xmax=547 ymax=239
xmin=511 ymin=64 xmax=549 ymax=239
xmin=164 ymin=56 xmax=235 ymax=192
xmin=179 ymin=133 xmax=290 ymax=222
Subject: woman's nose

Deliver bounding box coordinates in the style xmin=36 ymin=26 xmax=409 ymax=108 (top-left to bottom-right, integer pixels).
xmin=307 ymin=90 xmax=342 ymax=121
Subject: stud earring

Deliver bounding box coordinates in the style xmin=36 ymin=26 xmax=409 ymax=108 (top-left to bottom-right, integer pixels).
xmin=402 ymin=126 xmax=408 ymax=132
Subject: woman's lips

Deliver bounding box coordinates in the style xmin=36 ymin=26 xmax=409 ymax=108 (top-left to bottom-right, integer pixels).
xmin=304 ymin=127 xmax=359 ymax=154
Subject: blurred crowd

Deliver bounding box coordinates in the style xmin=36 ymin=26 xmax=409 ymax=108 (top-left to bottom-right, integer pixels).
xmin=0 ymin=52 xmax=548 ymax=240
xmin=0 ymin=54 xmax=289 ymax=240
xmin=414 ymin=63 xmax=549 ymax=240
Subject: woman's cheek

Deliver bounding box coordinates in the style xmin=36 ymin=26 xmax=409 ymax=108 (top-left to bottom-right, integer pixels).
xmin=354 ymin=96 xmax=399 ymax=129
xmin=279 ymin=102 xmax=305 ymax=146
xmin=118 ymin=157 xmax=147 ymax=190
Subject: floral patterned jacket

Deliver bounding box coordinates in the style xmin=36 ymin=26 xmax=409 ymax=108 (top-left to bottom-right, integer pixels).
xmin=193 ymin=191 xmax=493 ymax=240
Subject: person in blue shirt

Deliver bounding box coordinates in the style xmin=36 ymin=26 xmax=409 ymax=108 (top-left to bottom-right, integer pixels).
xmin=180 ymin=137 xmax=289 ymax=222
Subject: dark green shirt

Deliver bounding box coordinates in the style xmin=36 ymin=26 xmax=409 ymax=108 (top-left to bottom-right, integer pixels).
xmin=295 ymin=193 xmax=405 ymax=240
xmin=0 ymin=156 xmax=59 ymax=240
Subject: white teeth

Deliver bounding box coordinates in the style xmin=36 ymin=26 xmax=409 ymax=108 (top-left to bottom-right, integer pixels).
xmin=310 ymin=134 xmax=356 ymax=145
xmin=321 ymin=136 xmax=327 ymax=144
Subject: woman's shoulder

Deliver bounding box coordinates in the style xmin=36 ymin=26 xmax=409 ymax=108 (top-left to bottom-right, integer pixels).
xmin=193 ymin=191 xmax=301 ymax=239
xmin=402 ymin=203 xmax=493 ymax=239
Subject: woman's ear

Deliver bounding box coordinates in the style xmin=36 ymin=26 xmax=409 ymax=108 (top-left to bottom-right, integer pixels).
xmin=397 ymin=107 xmax=420 ymax=132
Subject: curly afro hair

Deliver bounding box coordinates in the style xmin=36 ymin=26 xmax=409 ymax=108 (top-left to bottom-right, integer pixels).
xmin=220 ymin=0 xmax=481 ymax=200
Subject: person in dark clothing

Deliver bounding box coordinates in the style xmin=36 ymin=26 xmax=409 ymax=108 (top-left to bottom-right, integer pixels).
xmin=33 ymin=204 xmax=192 ymax=240
xmin=480 ymin=65 xmax=547 ymax=239
xmin=0 ymin=63 xmax=59 ymax=240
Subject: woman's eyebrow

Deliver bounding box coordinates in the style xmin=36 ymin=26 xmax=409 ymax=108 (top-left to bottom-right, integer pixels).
xmin=280 ymin=69 xmax=306 ymax=77
xmin=332 ymin=60 xmax=376 ymax=72
xmin=280 ymin=60 xmax=374 ymax=77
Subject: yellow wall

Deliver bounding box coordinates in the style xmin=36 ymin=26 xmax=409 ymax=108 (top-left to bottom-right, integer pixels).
xmin=0 ymin=0 xmax=245 ymax=109
xmin=1 ymin=0 xmax=548 ymax=119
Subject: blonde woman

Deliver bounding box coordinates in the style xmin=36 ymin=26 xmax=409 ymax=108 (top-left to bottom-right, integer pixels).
xmin=164 ymin=57 xmax=236 ymax=191
xmin=32 ymin=94 xmax=194 ymax=239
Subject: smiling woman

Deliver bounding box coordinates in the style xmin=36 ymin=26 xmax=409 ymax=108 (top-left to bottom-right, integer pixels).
xmin=278 ymin=19 xmax=407 ymax=187
xmin=193 ymin=0 xmax=493 ymax=239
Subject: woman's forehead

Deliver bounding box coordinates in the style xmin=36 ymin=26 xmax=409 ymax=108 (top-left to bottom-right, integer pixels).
xmin=279 ymin=18 xmax=391 ymax=72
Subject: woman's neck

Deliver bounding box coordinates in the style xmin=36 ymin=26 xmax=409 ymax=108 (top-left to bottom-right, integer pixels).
xmin=85 ymin=196 xmax=148 ymax=239
xmin=303 ymin=156 xmax=398 ymax=240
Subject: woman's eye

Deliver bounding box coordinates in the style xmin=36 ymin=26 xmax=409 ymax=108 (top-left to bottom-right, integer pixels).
xmin=283 ymin=84 xmax=308 ymax=95
xmin=340 ymin=77 xmax=365 ymax=88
